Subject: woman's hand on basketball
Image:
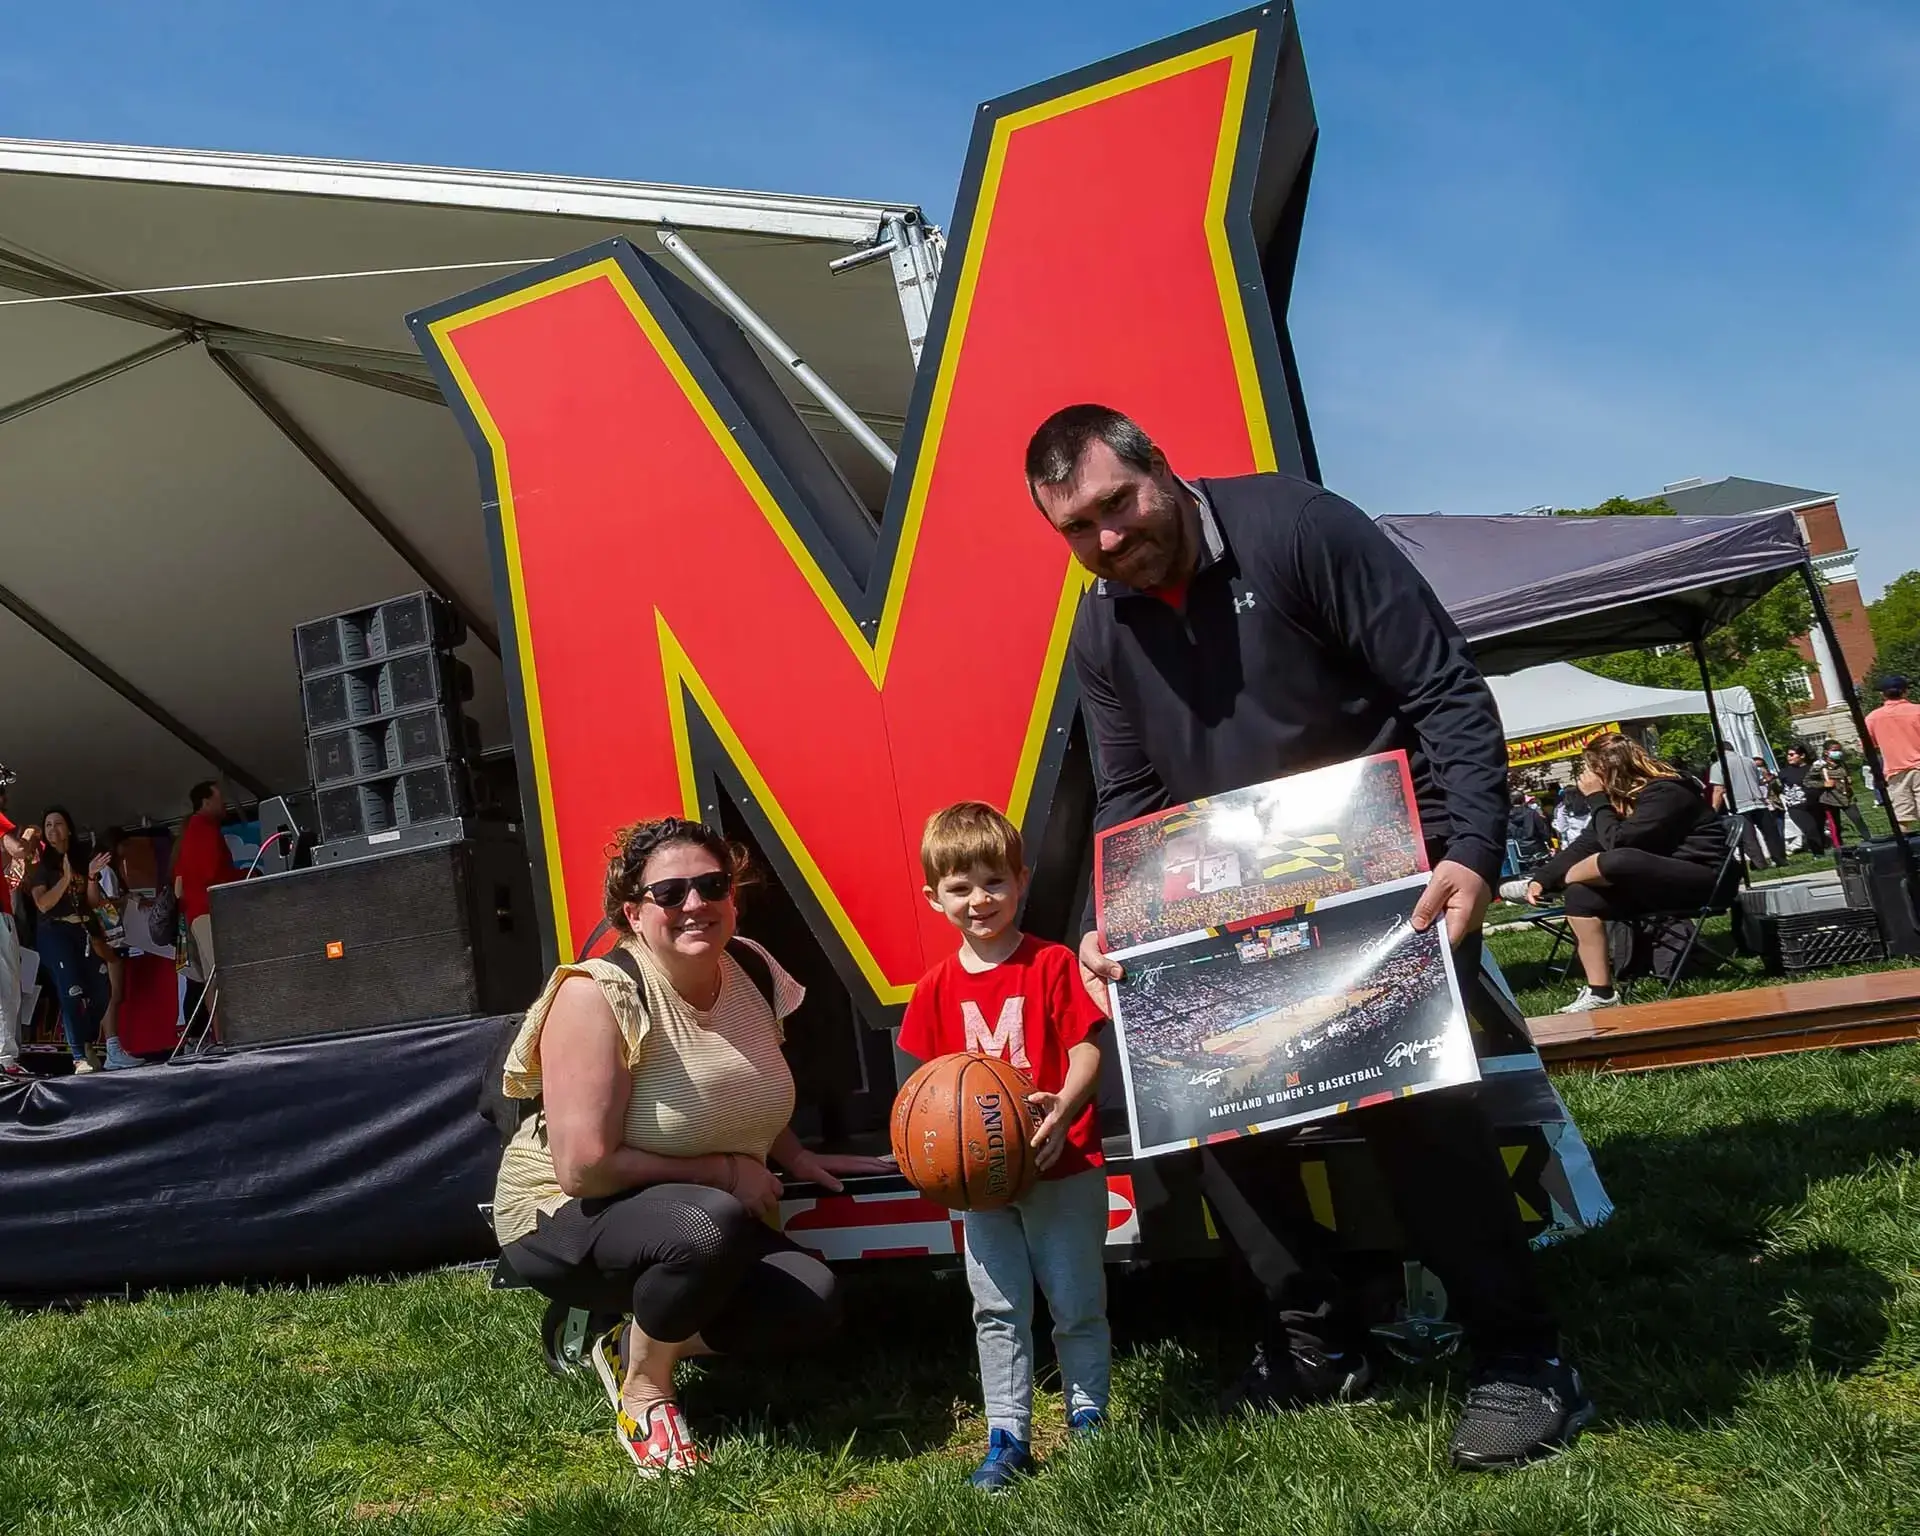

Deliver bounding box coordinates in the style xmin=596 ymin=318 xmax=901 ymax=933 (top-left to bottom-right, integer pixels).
xmin=729 ymin=1156 xmax=785 ymax=1219
xmin=1028 ymin=1091 xmax=1070 ymax=1171
xmin=1077 ymin=930 xmax=1121 ymax=1016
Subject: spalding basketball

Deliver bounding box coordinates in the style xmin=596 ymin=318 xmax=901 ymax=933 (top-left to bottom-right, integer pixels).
xmin=890 ymin=1052 xmax=1042 ymax=1211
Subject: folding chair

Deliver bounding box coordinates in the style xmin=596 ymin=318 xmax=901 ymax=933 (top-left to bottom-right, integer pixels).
xmin=1626 ymin=819 xmax=1747 ymax=999
xmin=1524 ymin=905 xmax=1580 ymax=984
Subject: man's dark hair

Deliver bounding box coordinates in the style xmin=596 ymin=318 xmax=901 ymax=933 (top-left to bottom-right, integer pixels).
xmin=189 ymin=780 xmax=220 ymax=812
xmin=1024 ymin=404 xmax=1158 ymax=508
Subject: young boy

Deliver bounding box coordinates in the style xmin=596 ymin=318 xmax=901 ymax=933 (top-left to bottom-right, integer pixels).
xmin=898 ymin=801 xmax=1111 ymax=1492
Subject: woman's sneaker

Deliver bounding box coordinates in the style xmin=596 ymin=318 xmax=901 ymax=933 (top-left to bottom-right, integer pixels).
xmin=1497 ymin=878 xmax=1534 ymax=904
xmin=614 ymin=1399 xmax=706 ymax=1477
xmin=1556 ymin=986 xmax=1620 ymax=1014
xmin=968 ymin=1428 xmax=1033 ymax=1492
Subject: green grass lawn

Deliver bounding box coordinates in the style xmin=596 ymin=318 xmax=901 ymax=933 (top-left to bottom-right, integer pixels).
xmin=1484 ymin=913 xmax=1913 ymax=1019
xmin=5 ymin=1045 xmax=1919 ymax=1535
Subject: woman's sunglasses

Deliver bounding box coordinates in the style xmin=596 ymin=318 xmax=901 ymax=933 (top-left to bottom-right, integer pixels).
xmin=639 ymin=871 xmax=734 ymax=908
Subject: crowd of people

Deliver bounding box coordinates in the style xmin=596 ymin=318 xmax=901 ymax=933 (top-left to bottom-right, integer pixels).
xmin=1498 ymin=718 xmax=1914 ymax=1012
xmin=1506 ymin=731 xmax=1891 ymax=880
xmin=0 ymin=773 xmax=243 ymax=1078
xmin=1119 ymin=908 xmax=1446 ymax=1074
xmin=1119 ymin=906 xmax=1452 ymax=1146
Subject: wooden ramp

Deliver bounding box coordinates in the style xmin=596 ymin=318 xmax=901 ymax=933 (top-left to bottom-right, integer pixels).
xmin=1527 ymin=967 xmax=1920 ymax=1072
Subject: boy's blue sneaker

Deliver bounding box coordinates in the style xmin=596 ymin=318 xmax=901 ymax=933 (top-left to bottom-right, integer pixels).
xmin=1068 ymin=1408 xmax=1106 ymax=1438
xmin=968 ymin=1428 xmax=1033 ymax=1492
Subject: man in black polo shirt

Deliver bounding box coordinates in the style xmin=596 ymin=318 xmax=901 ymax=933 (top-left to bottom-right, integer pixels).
xmin=1029 ymin=404 xmax=1591 ymax=1471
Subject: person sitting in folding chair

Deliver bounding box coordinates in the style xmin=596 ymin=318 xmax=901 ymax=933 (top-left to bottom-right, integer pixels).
xmin=1501 ymin=734 xmax=1732 ymax=1013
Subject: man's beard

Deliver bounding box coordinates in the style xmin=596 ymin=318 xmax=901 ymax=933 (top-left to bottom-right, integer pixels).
xmin=1109 ymin=484 xmax=1188 ymax=588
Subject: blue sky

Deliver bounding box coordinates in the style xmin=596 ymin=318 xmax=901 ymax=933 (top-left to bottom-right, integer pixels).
xmin=4 ymin=0 xmax=1913 ymax=596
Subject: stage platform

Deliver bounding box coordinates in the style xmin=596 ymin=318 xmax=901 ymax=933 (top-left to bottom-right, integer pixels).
xmin=0 ymin=1015 xmax=503 ymax=1304
xmin=1527 ymin=967 xmax=1920 ymax=1073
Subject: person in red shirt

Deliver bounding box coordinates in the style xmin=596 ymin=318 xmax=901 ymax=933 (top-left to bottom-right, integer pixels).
xmin=172 ymin=779 xmax=241 ymax=977
xmin=897 ymin=802 xmax=1109 ymax=1492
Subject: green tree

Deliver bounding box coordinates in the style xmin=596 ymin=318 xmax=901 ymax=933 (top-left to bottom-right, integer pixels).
xmin=1862 ymin=632 xmax=1920 ymax=710
xmin=1869 ymin=569 xmax=1920 ymax=652
xmin=1552 ymin=495 xmax=1675 ymax=518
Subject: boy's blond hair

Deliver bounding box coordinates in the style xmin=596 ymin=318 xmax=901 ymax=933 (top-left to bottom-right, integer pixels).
xmin=920 ymin=801 xmax=1024 ymax=886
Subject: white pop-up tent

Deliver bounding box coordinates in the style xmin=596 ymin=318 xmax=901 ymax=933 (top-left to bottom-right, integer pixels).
xmin=0 ymin=139 xmax=934 ymax=829
xmin=1489 ymin=662 xmax=1773 ymax=768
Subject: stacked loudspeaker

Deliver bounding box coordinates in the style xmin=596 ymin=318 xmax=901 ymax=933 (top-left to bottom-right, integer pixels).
xmin=294 ymin=592 xmax=478 ymax=861
xmin=208 ymin=590 xmax=542 ymax=1048
xmin=210 ymin=832 xmax=541 ymax=1046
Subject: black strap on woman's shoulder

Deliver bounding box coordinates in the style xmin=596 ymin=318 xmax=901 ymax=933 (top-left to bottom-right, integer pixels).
xmin=600 ymin=937 xmax=775 ymax=1013
xmin=727 ymin=941 xmax=775 ymax=1013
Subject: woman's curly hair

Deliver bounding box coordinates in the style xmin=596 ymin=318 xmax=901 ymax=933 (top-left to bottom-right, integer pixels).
xmin=603 ymin=816 xmax=754 ymax=932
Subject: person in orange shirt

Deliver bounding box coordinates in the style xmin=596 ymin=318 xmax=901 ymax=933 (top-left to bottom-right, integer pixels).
xmin=1865 ymin=675 xmax=1920 ymax=828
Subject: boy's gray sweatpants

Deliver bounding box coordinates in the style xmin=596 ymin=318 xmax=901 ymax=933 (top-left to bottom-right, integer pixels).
xmin=962 ymin=1165 xmax=1111 ymax=1438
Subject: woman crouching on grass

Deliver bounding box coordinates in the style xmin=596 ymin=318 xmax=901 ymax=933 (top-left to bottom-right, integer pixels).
xmin=493 ymin=816 xmax=890 ymax=1476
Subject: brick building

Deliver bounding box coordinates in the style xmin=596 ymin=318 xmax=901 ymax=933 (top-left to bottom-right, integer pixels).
xmin=1636 ymin=476 xmax=1875 ymax=745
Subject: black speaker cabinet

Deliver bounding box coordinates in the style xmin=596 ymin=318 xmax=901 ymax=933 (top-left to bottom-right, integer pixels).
xmin=1836 ymin=834 xmax=1920 ymax=958
xmin=209 ymin=833 xmax=542 ymax=1047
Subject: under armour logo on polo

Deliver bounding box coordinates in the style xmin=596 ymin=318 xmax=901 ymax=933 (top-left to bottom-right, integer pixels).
xmin=1234 ymin=592 xmax=1258 ymax=614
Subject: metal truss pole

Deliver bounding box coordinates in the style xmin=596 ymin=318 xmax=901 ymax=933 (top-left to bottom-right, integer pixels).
xmin=0 ymin=335 xmax=194 ymax=430
xmin=656 ymin=227 xmax=898 ymax=474
xmin=208 ymin=349 xmax=501 ymax=656
xmin=828 ymin=213 xmax=943 ymax=367
xmin=0 ymin=580 xmax=268 ymax=797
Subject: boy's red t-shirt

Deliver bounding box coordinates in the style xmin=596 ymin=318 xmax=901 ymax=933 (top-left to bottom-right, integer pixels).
xmin=897 ymin=934 xmax=1107 ymax=1180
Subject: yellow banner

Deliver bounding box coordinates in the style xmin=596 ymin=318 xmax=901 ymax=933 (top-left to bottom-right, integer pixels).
xmin=1507 ymin=721 xmax=1618 ymax=767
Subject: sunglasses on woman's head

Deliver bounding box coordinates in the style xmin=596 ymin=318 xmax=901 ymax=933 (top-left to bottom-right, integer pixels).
xmin=639 ymin=871 xmax=734 ymax=908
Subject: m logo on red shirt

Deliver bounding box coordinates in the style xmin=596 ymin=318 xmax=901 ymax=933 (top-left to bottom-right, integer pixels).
xmin=962 ymin=997 xmax=1032 ymax=1070
xmin=410 ymin=7 xmax=1316 ymax=1019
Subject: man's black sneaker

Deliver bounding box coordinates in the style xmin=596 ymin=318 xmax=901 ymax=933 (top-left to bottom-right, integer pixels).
xmin=1449 ymin=1357 xmax=1596 ymax=1471
xmin=1220 ymin=1342 xmax=1376 ymax=1415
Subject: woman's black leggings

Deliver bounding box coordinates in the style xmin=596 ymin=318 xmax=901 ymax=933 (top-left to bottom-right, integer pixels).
xmin=503 ymin=1183 xmax=839 ymax=1353
xmin=1560 ymin=847 xmax=1724 ymax=920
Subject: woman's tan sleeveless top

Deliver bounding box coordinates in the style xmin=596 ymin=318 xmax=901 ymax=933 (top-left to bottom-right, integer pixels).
xmin=491 ymin=936 xmax=801 ymax=1245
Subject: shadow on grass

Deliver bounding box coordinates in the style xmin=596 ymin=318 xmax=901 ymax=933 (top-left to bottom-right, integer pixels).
xmin=681 ymin=1097 xmax=1912 ymax=1455
xmin=1544 ymin=1101 xmax=1913 ymax=1425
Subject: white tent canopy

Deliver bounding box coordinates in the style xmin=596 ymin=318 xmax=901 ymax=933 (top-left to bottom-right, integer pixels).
xmin=1490 ymin=663 xmax=1772 ymax=767
xmin=0 ymin=139 xmax=928 ymax=829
